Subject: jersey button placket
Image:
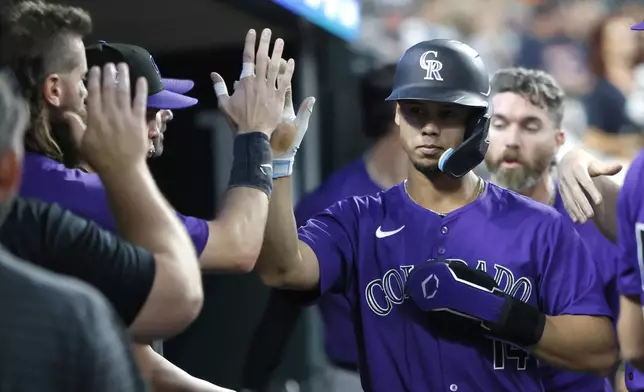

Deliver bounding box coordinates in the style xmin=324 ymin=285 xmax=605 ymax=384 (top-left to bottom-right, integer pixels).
xmin=435 ymin=225 xmax=448 ymax=257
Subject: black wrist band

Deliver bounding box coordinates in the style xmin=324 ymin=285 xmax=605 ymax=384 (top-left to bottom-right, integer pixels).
xmin=228 ymin=132 xmax=273 ymax=198
xmin=487 ymin=295 xmax=546 ymax=348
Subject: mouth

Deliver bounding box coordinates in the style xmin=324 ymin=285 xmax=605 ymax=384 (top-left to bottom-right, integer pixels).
xmin=416 ymin=145 xmax=443 ymax=156
xmin=500 ymin=159 xmax=522 ymax=168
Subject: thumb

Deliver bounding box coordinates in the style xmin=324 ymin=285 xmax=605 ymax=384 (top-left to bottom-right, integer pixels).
xmin=588 ymin=161 xmax=622 ymax=177
xmin=62 ymin=111 xmax=86 ymax=136
xmin=211 ymin=72 xmax=230 ymax=108
xmin=295 ymin=97 xmax=316 ymax=127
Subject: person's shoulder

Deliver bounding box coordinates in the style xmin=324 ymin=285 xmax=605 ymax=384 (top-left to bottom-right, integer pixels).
xmin=485 ymin=182 xmax=563 ymax=224
xmin=0 ymin=248 xmax=109 ymax=319
xmin=22 ymin=152 xmax=102 ymax=191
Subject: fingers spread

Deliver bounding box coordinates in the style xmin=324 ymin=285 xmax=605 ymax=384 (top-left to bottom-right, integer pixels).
xmin=132 ymin=77 xmax=148 ymax=119
xmin=116 ymin=63 xmax=131 ymax=112
xmin=255 ymin=28 xmax=272 ymax=81
xmin=86 ymin=66 xmax=102 ymax=113
xmin=266 ymin=38 xmax=284 ymax=88
xmin=101 ymin=63 xmax=117 ymax=109
xmin=242 ymin=29 xmax=257 ymax=64
xmin=211 ymin=72 xmax=230 ymax=99
xmin=278 ymin=58 xmax=295 ymax=94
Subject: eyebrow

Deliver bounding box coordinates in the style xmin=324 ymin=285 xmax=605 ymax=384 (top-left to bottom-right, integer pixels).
xmin=492 ymin=113 xmax=542 ymax=123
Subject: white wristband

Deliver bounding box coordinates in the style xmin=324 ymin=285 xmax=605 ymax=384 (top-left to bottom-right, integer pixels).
xmin=273 ymin=158 xmax=294 ymax=179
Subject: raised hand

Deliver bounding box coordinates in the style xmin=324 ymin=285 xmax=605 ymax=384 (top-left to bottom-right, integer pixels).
xmin=211 ymin=28 xmax=294 ymax=136
xmin=558 ymin=148 xmax=622 ymax=223
xmin=64 ymin=63 xmax=148 ymax=173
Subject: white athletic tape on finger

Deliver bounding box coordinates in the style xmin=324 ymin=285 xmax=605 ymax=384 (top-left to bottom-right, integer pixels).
xmin=240 ymin=62 xmax=255 ymax=79
xmin=213 ymin=82 xmax=228 ymax=97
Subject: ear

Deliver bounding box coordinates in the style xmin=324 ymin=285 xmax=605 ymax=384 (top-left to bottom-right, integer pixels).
xmin=0 ymin=150 xmax=22 ymax=204
xmin=395 ymin=104 xmax=401 ymax=126
xmin=41 ymin=74 xmax=62 ymax=107
xmin=555 ymin=128 xmax=565 ymax=148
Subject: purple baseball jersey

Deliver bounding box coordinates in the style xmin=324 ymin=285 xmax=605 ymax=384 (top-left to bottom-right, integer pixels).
xmin=298 ymin=181 xmax=612 ymax=392
xmin=536 ymin=188 xmax=619 ymax=392
xmin=296 ymin=157 xmax=381 ymax=367
xmin=617 ymin=150 xmax=644 ymax=392
xmin=19 ymin=153 xmax=209 ymax=254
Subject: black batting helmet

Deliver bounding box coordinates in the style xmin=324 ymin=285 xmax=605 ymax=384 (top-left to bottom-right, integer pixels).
xmin=386 ymin=39 xmax=492 ymax=178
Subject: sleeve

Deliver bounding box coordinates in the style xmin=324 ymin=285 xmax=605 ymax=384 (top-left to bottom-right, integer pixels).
xmin=297 ymin=198 xmax=359 ymax=296
xmin=538 ymin=215 xmax=613 ymax=318
xmin=77 ymin=291 xmax=150 ymax=392
xmin=2 ymin=198 xmax=156 ymax=326
xmin=20 ymin=170 xmax=209 ymax=255
xmin=617 ymin=180 xmax=643 ymax=297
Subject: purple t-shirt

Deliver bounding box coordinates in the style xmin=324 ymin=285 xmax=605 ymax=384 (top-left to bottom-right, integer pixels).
xmin=617 ymin=149 xmax=644 ymax=392
xmin=537 ymin=188 xmax=619 ymax=392
xmin=20 ymin=153 xmax=209 ymax=255
xmin=295 ymin=157 xmax=381 ymax=367
xmin=298 ymin=181 xmax=611 ymax=392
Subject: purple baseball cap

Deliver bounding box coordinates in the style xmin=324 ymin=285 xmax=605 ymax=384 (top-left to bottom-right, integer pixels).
xmin=632 ymin=21 xmax=644 ymax=30
xmin=86 ymin=41 xmax=198 ymax=109
xmin=162 ymin=78 xmax=194 ymax=94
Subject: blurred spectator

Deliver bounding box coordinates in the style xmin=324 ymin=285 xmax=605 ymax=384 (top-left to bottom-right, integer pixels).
xmin=583 ymin=14 xmax=643 ymax=159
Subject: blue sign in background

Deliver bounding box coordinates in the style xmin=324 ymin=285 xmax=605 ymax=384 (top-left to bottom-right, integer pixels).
xmin=272 ymin=0 xmax=361 ymax=41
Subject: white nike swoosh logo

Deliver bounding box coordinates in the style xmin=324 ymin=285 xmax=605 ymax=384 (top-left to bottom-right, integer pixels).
xmin=375 ymin=225 xmax=405 ymax=238
xmin=259 ymin=164 xmax=272 ymax=176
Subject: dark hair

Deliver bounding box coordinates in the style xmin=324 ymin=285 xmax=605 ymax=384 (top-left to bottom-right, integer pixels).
xmin=2 ymin=0 xmax=92 ymax=162
xmin=361 ymin=63 xmax=396 ymax=139
xmin=491 ymin=67 xmax=565 ymax=128
xmin=588 ymin=14 xmax=643 ymax=78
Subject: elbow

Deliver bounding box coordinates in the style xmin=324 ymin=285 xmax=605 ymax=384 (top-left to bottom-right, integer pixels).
xmin=583 ymin=345 xmax=619 ymax=377
xmin=622 ymin=347 xmax=644 ymax=373
xmin=230 ymin=245 xmax=261 ymax=273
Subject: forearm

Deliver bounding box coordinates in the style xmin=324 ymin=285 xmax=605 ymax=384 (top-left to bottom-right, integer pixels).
xmin=618 ymin=295 xmax=644 ymax=372
xmin=100 ymin=163 xmax=203 ymax=339
xmin=202 ymin=187 xmax=269 ymax=272
xmin=200 ymin=132 xmax=273 ymax=273
xmin=591 ymin=176 xmax=621 ymax=244
xmin=532 ymin=315 xmax=617 ymax=375
xmin=133 ymin=345 xmax=233 ymax=392
xmin=256 ymin=177 xmax=305 ymax=288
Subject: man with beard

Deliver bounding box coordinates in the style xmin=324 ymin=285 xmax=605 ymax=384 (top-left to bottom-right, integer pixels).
xmin=0 ymin=60 xmax=147 ymax=392
xmin=253 ymin=39 xmax=615 ymax=392
xmin=2 ymin=2 xmax=294 ymax=391
xmin=484 ymin=66 xmax=622 ymax=391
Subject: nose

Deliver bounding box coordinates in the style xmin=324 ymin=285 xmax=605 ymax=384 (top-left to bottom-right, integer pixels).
xmin=420 ymin=121 xmax=440 ymax=136
xmin=502 ymin=123 xmax=521 ymax=148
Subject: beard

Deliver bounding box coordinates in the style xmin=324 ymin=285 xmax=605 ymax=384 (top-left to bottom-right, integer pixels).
xmin=412 ymin=160 xmax=443 ymax=180
xmin=49 ymin=104 xmax=87 ymax=168
xmin=485 ymin=149 xmax=553 ymax=193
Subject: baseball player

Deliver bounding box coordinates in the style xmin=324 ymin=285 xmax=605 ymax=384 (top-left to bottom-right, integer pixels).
xmin=484 ymin=66 xmax=620 ymax=391
xmin=252 ymin=39 xmax=617 ymax=391
xmin=553 ymin=19 xmax=644 ymax=392
xmin=243 ymin=64 xmax=403 ymax=392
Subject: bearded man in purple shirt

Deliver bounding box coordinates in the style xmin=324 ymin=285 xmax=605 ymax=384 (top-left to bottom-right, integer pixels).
xmin=485 ymin=66 xmax=621 ymax=392
xmin=255 ymin=39 xmax=617 ymax=392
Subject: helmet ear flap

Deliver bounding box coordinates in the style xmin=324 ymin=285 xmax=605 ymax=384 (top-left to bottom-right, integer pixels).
xmin=438 ymin=106 xmax=492 ymax=178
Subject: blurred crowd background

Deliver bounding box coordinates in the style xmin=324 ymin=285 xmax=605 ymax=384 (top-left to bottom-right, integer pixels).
xmin=4 ymin=0 xmax=643 ymax=390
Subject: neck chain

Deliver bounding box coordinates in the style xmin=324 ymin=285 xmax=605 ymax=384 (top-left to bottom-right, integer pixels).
xmin=405 ymin=176 xmax=485 ymax=217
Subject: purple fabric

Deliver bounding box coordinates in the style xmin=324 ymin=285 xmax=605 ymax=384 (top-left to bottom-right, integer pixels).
xmin=295 ymin=158 xmax=381 ymax=367
xmin=147 ymin=89 xmax=198 ymax=109
xmin=161 ymin=78 xmax=194 ymax=94
xmin=19 ymin=153 xmax=209 ymax=255
xmin=632 ymin=21 xmax=644 ymax=31
xmin=536 ymin=187 xmax=620 ymax=391
xmin=616 ymin=149 xmax=644 ymax=392
xmin=297 ymin=182 xmax=611 ymax=391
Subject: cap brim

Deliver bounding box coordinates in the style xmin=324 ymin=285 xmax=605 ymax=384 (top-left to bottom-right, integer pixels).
xmin=162 ymin=78 xmax=194 ymax=94
xmin=147 ymin=90 xmax=198 ymax=109
xmin=385 ymin=85 xmax=488 ymax=107
xmin=632 ymin=21 xmax=644 ymax=31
